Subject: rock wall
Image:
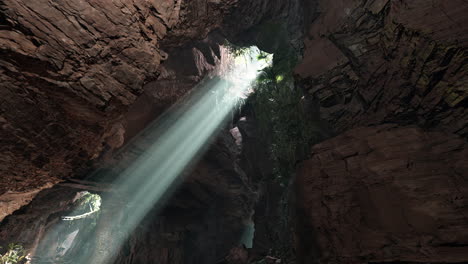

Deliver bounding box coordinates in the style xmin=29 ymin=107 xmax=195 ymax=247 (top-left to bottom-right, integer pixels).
xmin=0 ymin=1 xmax=272 ymax=261
xmin=296 ymin=0 xmax=468 ymax=137
xmin=2 ymin=0 xmax=467 ymax=263
xmin=0 ymin=0 xmax=304 ymax=225
xmin=295 ymin=1 xmax=468 ymax=263
xmin=296 ymin=125 xmax=468 ymax=263
xmin=0 ymin=0 xmax=244 ymax=195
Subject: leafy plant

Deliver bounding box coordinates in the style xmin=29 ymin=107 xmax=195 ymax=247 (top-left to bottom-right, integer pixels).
xmin=0 ymin=243 xmax=27 ymax=264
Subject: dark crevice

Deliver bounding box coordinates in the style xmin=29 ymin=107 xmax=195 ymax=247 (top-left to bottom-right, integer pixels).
xmin=0 ymin=49 xmax=60 ymax=75
xmin=440 ymin=47 xmax=458 ymax=67
xmin=423 ymin=68 xmax=448 ymax=97
xmin=0 ymin=8 xmax=11 ymax=29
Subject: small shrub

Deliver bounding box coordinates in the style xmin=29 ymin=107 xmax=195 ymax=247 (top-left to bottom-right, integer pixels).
xmin=0 ymin=243 xmax=27 ymax=264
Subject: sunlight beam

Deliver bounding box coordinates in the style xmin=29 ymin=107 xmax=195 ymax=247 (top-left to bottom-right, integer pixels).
xmin=35 ymin=46 xmax=272 ymax=264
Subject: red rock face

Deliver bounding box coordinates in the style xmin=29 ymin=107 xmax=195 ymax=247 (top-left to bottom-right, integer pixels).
xmin=296 ymin=0 xmax=468 ymax=137
xmin=1 ymin=1 xmax=287 ymax=261
xmin=0 ymin=0 xmax=243 ymax=195
xmin=294 ymin=0 xmax=468 ymax=263
xmin=1 ymin=0 xmax=468 ymax=263
xmin=296 ymin=125 xmax=468 ymax=263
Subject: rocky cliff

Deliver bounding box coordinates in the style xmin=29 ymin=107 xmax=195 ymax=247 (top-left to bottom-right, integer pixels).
xmin=0 ymin=0 xmax=467 ymax=263
xmin=0 ymin=0 xmax=305 ymax=262
xmin=295 ymin=0 xmax=468 ymax=263
xmin=297 ymin=125 xmax=468 ymax=263
xmin=0 ymin=0 xmax=245 ymax=196
xmin=296 ymin=0 xmax=467 ymax=136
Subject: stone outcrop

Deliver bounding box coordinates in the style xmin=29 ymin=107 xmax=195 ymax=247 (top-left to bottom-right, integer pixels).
xmin=294 ymin=1 xmax=468 ymax=263
xmin=296 ymin=124 xmax=468 ymax=263
xmin=296 ymin=0 xmax=468 ymax=137
xmin=0 ymin=0 xmax=244 ymax=196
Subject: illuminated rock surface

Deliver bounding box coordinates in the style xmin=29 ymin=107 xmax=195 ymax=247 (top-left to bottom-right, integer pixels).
xmin=0 ymin=0 xmax=467 ymax=263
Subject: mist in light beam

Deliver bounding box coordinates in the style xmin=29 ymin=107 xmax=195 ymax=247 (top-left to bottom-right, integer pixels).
xmin=33 ymin=46 xmax=272 ymax=264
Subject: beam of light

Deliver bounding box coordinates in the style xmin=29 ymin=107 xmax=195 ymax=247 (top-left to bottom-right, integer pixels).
xmin=33 ymin=47 xmax=272 ymax=263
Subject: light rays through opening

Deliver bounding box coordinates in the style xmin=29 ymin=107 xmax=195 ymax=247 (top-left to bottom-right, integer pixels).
xmin=34 ymin=46 xmax=272 ymax=263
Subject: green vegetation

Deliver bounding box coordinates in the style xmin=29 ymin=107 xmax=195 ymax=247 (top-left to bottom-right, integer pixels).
xmin=0 ymin=243 xmax=27 ymax=264
xmin=250 ymin=41 xmax=325 ymax=184
xmin=61 ymin=191 xmax=101 ymax=221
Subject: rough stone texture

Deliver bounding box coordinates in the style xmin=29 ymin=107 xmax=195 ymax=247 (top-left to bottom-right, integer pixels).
xmin=0 ymin=0 xmax=304 ymax=217
xmin=0 ymin=0 xmax=169 ymax=194
xmin=0 ymin=182 xmax=56 ymax=221
xmin=0 ymin=2 xmax=271 ymax=262
xmin=222 ymin=0 xmax=305 ymax=53
xmin=0 ymin=1 xmax=308 ymax=261
xmin=296 ymin=0 xmax=468 ymax=138
xmin=0 ymin=0 xmax=243 ymax=196
xmin=2 ymin=1 xmax=467 ymax=264
xmin=294 ymin=2 xmax=468 ymax=263
xmin=296 ymin=124 xmax=468 ymax=264
xmin=0 ymin=130 xmax=255 ymax=264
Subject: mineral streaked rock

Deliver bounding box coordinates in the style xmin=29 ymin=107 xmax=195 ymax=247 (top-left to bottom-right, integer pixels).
xmin=296 ymin=124 xmax=468 ymax=263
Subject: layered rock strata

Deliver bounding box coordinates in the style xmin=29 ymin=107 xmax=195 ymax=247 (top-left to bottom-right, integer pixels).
xmin=297 ymin=125 xmax=468 ymax=263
